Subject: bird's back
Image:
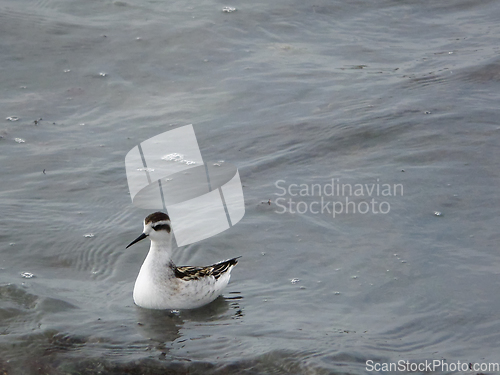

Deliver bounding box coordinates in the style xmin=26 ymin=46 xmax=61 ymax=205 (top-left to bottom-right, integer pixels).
xmin=133 ymin=257 xmax=239 ymax=310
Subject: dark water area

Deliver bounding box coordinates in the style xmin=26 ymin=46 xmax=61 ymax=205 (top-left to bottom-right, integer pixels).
xmin=1 ymin=0 xmax=500 ymax=373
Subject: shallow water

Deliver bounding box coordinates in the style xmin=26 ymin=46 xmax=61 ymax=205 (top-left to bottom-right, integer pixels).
xmin=1 ymin=0 xmax=500 ymax=373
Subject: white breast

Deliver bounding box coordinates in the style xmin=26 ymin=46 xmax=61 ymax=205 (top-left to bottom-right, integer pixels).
xmin=133 ymin=251 xmax=234 ymax=310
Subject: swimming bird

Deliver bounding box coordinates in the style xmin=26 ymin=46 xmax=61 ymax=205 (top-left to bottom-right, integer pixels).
xmin=126 ymin=212 xmax=239 ymax=310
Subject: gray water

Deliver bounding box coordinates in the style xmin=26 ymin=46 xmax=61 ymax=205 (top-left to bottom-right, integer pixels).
xmin=1 ymin=0 xmax=500 ymax=373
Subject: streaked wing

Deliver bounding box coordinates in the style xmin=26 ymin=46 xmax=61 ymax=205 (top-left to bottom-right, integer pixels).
xmin=174 ymin=257 xmax=240 ymax=281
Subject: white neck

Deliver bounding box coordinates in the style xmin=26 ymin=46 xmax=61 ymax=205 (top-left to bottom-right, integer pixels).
xmin=147 ymin=237 xmax=174 ymax=264
xmin=135 ymin=237 xmax=175 ymax=291
xmin=133 ymin=236 xmax=176 ymax=308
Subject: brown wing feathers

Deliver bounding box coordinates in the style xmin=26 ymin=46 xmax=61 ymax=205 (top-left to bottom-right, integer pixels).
xmin=174 ymin=257 xmax=240 ymax=281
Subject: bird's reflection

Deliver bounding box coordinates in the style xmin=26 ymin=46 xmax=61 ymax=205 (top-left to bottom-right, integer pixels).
xmin=135 ymin=292 xmax=243 ymax=343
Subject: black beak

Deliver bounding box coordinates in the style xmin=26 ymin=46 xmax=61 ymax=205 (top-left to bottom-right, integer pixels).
xmin=126 ymin=233 xmax=148 ymax=249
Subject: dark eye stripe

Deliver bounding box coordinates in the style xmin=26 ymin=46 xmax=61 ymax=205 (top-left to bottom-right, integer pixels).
xmin=153 ymin=224 xmax=171 ymax=233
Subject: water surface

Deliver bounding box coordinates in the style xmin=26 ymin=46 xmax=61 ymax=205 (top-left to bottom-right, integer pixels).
xmin=1 ymin=0 xmax=500 ymax=373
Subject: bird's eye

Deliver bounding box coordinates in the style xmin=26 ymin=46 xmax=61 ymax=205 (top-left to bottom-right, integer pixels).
xmin=153 ymin=224 xmax=171 ymax=233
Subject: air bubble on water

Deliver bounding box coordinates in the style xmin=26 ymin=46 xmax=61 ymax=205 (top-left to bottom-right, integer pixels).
xmin=136 ymin=37 xmax=141 ymax=40
xmin=15 ymin=138 xmax=25 ymax=143
xmin=137 ymin=167 xmax=154 ymax=172
xmin=21 ymin=272 xmax=34 ymax=279
xmin=6 ymin=116 xmax=19 ymax=121
xmin=162 ymin=153 xmax=195 ymax=165
xmin=222 ymin=6 xmax=236 ymax=12
xmin=291 ymin=278 xmax=300 ymax=284
xmin=434 ymin=211 xmax=443 ymax=217
xmin=20 ymin=86 xmax=27 ymax=89
xmin=64 ymin=69 xmax=71 ymax=73
xmin=80 ymin=123 xmax=85 ymax=126
xmin=162 ymin=153 xmax=184 ymax=162
xmin=335 ymin=268 xmax=341 ymax=271
xmin=83 ymin=233 xmax=95 ymax=238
